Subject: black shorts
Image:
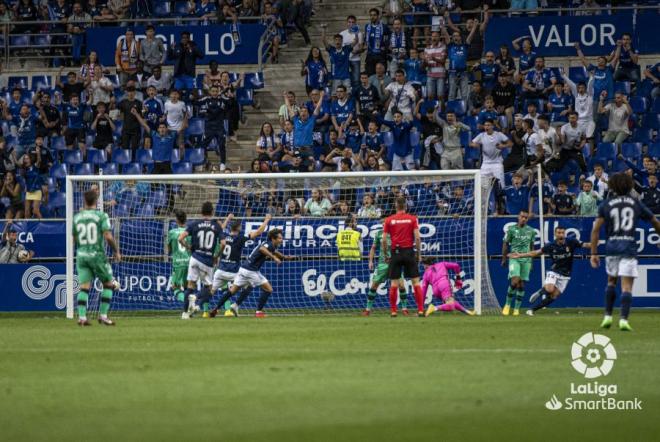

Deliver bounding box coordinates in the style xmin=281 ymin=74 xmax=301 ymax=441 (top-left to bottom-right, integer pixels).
xmin=65 ymin=128 xmax=85 ymax=146
xmin=388 ymin=247 xmax=419 ymax=279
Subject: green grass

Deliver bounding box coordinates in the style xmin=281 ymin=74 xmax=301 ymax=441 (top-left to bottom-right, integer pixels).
xmin=1 ymin=311 xmax=660 ymax=442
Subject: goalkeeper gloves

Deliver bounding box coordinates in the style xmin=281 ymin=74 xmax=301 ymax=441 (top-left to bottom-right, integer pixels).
xmin=455 ymin=278 xmax=463 ymax=290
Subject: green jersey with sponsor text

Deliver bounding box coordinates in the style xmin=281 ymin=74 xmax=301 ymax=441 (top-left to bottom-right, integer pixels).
xmin=167 ymin=227 xmax=191 ymax=268
xmin=73 ymin=209 xmax=111 ymax=259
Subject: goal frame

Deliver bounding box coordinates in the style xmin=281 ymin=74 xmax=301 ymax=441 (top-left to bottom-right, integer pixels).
xmin=65 ymin=170 xmax=484 ymax=318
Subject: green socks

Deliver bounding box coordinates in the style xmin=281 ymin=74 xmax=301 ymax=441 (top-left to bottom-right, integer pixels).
xmin=174 ymin=289 xmax=185 ymax=303
xmin=366 ymin=290 xmax=377 ymax=310
xmin=399 ymin=290 xmax=408 ymax=309
xmin=514 ymin=290 xmax=524 ymax=310
xmin=505 ymin=286 xmax=515 ymax=307
xmin=99 ymin=288 xmax=113 ymax=316
xmin=77 ymin=291 xmax=89 ymax=319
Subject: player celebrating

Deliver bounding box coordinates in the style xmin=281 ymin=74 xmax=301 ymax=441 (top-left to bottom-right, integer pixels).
xmin=508 ymin=226 xmax=590 ymax=315
xmin=336 ymin=214 xmax=362 ymax=261
xmin=382 ymin=196 xmax=424 ymax=317
xmin=178 ymin=202 xmax=222 ymax=319
xmin=215 ymin=228 xmax=294 ymax=317
xmin=590 ymin=173 xmax=660 ymax=331
xmin=165 ymin=210 xmax=190 ymax=307
xmin=209 ymin=213 xmax=272 ymax=318
xmin=421 ymin=258 xmax=473 ymax=317
xmin=73 ymin=189 xmax=121 ymax=326
xmin=363 ymin=213 xmax=409 ymax=316
xmin=501 ymin=210 xmax=537 ymax=316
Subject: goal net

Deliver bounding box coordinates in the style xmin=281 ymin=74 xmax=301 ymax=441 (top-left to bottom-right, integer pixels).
xmin=65 ymin=171 xmax=499 ymax=317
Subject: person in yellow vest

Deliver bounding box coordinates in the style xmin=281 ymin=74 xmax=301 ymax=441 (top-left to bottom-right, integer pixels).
xmin=336 ymin=215 xmax=362 ymax=261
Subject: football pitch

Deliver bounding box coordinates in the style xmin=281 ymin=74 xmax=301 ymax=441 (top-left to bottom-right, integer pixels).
xmin=1 ymin=311 xmax=659 ymax=442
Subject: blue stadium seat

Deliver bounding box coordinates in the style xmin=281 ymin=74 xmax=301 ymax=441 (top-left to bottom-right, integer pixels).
xmin=100 ymin=163 xmax=118 ymax=175
xmin=611 ymin=159 xmax=629 ymax=173
xmin=244 ymin=72 xmax=265 ymax=89
xmin=462 ymin=115 xmax=478 ymax=132
xmin=63 ymin=150 xmax=83 ymax=165
xmin=154 ymin=1 xmax=171 ymax=16
xmin=32 ymin=34 xmax=50 ymax=47
xmin=381 ymin=131 xmax=394 ymax=146
xmin=409 ymin=131 xmax=420 ymax=147
xmin=460 ymin=131 xmax=472 ymax=147
xmin=446 ymin=100 xmax=466 ymax=117
xmin=236 ymin=88 xmax=254 ymax=106
xmin=87 ymin=148 xmax=107 ymax=165
xmin=137 ymin=203 xmax=155 ymax=217
xmin=9 ymin=35 xmax=30 ymax=48
xmin=621 ymin=142 xmax=642 ymax=161
xmin=648 ymin=142 xmax=660 ymax=159
xmin=641 ymin=113 xmax=660 ymax=130
xmin=465 ymin=145 xmax=481 ymax=161
xmin=122 ymin=163 xmax=142 ymax=175
xmin=152 ymin=190 xmax=167 ymax=208
xmin=50 ymin=163 xmax=68 ymax=179
xmin=184 ymin=148 xmax=206 ymax=165
xmin=50 ymin=136 xmax=67 ymax=152
xmin=630 ymin=97 xmax=648 ymax=114
xmin=614 ymin=81 xmax=631 ymax=95
xmin=114 ymin=203 xmax=130 ymax=218
xmin=7 ymin=76 xmax=28 ymax=90
xmin=420 ymin=99 xmax=438 ymax=115
xmin=186 ymin=118 xmax=205 ymax=136
xmin=568 ymin=66 xmax=587 ymax=84
xmin=652 ymin=97 xmax=660 ymax=113
xmin=595 ymin=142 xmax=617 ymax=161
xmin=47 ymin=192 xmax=66 ymax=212
xmin=172 ymin=161 xmax=192 ymax=174
xmin=31 ymin=75 xmax=52 ymax=91
xmin=112 ymin=149 xmax=132 ymax=165
xmin=74 ymin=163 xmax=94 ymax=175
xmin=171 ymin=149 xmax=182 ymax=164
xmin=631 ymin=128 xmax=654 ymax=144
xmin=45 ymin=177 xmax=57 ymax=193
xmin=136 ymin=148 xmax=154 ymax=165
xmin=173 ymin=1 xmax=190 ymax=15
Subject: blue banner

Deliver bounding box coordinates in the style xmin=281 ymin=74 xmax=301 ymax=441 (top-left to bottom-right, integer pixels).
xmin=0 ymin=221 xmax=67 ymax=258
xmin=485 ymin=13 xmax=635 ymax=56
xmin=3 ymin=259 xmax=660 ymax=312
xmin=634 ymin=12 xmax=660 ymax=56
xmin=86 ymin=24 xmax=266 ymax=67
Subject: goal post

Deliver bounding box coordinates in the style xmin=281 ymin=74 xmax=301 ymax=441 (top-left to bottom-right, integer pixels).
xmin=65 ymin=170 xmax=499 ymax=317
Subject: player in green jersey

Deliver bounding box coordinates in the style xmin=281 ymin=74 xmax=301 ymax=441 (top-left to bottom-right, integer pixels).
xmin=166 ymin=210 xmax=190 ymax=306
xmin=362 ymin=214 xmax=408 ymax=316
xmin=501 ymin=210 xmax=537 ymax=316
xmin=72 ymin=189 xmax=121 ymax=326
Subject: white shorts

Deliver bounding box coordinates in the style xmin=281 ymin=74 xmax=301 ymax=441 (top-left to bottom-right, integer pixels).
xmin=212 ymin=269 xmax=238 ymax=292
xmin=577 ymin=120 xmax=596 ymax=139
xmin=481 ymin=163 xmax=505 ymax=185
xmin=544 ymin=271 xmax=571 ymax=294
xmin=231 ymin=267 xmax=268 ymax=289
xmin=187 ymin=257 xmax=214 ymax=286
xmin=392 ymin=153 xmax=415 ymax=171
xmin=605 ymin=256 xmax=638 ymax=278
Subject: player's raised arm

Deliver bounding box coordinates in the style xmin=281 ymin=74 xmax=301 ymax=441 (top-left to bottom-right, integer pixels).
xmin=221 ymin=213 xmax=235 ymax=230
xmin=249 ymin=213 xmax=272 ymax=239
xmin=260 ymin=244 xmax=282 ymax=264
xmin=590 ymin=216 xmax=604 ymax=268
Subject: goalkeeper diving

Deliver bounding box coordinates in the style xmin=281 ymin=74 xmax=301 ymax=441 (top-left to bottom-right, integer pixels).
xmin=421 ymin=257 xmax=474 ymax=316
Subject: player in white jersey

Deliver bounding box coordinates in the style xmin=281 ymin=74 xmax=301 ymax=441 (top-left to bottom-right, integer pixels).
xmin=470 ymin=119 xmax=512 ymax=185
xmin=546 ymin=111 xmax=588 ymax=174
xmin=561 ymin=68 xmax=595 ymax=154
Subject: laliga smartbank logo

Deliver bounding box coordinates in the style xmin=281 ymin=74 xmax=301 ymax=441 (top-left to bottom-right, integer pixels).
xmin=544 ymin=332 xmax=642 ymax=412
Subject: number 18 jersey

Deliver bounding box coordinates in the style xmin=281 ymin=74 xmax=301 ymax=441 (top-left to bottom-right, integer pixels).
xmin=598 ymin=196 xmax=653 ymax=257
xmin=186 ymin=219 xmax=223 ymax=267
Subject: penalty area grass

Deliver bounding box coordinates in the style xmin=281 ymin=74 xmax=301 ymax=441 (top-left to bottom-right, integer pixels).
xmin=0 ymin=310 xmax=659 ymax=442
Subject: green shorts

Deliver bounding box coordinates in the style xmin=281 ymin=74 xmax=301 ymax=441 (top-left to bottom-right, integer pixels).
xmin=76 ymin=256 xmax=113 ymax=286
xmin=171 ymin=266 xmax=188 ymax=288
xmin=508 ymin=258 xmax=532 ymax=281
xmin=371 ymin=262 xmax=404 ymax=286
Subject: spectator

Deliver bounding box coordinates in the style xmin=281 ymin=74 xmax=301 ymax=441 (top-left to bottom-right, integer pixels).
xmin=504 ymin=115 xmax=527 ymax=173
xmin=141 ymin=85 xmax=162 ymax=147
xmin=62 ymin=95 xmax=88 ymax=160
xmin=86 ymin=0 xmax=102 ymax=17
xmin=167 ymin=31 xmax=203 ymax=92
xmin=546 ymin=111 xmax=587 ymax=175
xmin=364 ymin=8 xmax=389 ymax=76
xmin=444 ymin=25 xmax=477 ymax=101
xmin=535 ymin=115 xmax=558 ymax=164
xmin=340 ymin=15 xmax=364 ymax=88
xmin=330 ymin=85 xmax=355 ymax=138
xmin=529 ymin=176 xmax=554 ymax=215
xmin=290 ymin=0 xmax=311 ymax=46
xmin=574 ymin=0 xmax=601 ymax=16
xmin=495 ymin=45 xmax=516 ymax=78
xmin=504 ymin=173 xmax=530 ymax=215
xmin=403 ymin=47 xmax=424 ymax=86
xmin=492 ymin=75 xmax=516 ymax=128
xmin=575 ymin=43 xmax=614 ymax=104
xmin=586 ymin=163 xmax=609 ymax=199
xmin=261 ymin=3 xmax=282 ymax=63
xmin=90 ymin=101 xmax=115 ymax=155
xmin=384 ymin=69 xmax=416 ymax=121
xmin=67 ymin=2 xmax=91 ymax=66
xmin=361 ymin=153 xmax=381 ymax=172
xmin=164 ymin=89 xmax=188 ymax=150
xmin=192 ymin=0 xmax=218 ymax=22
xmin=86 ymin=65 xmax=114 ymax=108
xmin=575 ymin=179 xmax=601 ymax=216
xmin=387 ymin=17 xmax=409 ymax=78
xmin=13 ymin=0 xmax=38 ymax=34
xmin=115 ymin=29 xmax=140 ymax=87
xmin=477 ymin=96 xmax=499 ymax=131
xmin=333 ymin=199 xmax=352 ymax=217
xmin=621 ymin=155 xmax=657 ymax=187
xmin=136 ymin=114 xmax=176 ymax=175
xmin=305 ymin=89 xmax=330 ymax=132
xmin=284 ymin=198 xmax=302 ymax=216
xmin=304 ymin=188 xmax=332 ymax=216
xmin=511 ymin=36 xmax=537 ymax=84
xmin=360 ymin=120 xmax=386 ymax=162
xmin=28 ymin=136 xmax=53 ymax=202
xmin=256 ymin=122 xmax=281 ymax=163
xmin=301 ymin=47 xmax=328 ymax=95
xmin=278 ymin=91 xmax=299 ymax=128
xmin=323 ymin=29 xmax=359 ymax=94
xmin=473 ymin=51 xmax=500 ymax=95
xmin=1 ymin=169 xmax=24 ymax=221
xmin=445 ymin=185 xmax=474 ymax=216
xmin=611 ymin=33 xmax=640 ymax=83
xmin=645 ymin=62 xmax=660 ymax=99
xmin=290 ymin=93 xmax=324 ymax=160
xmin=547 ymin=82 xmax=572 ymax=128
xmin=20 ymin=154 xmax=42 ymax=219
xmin=0 ymin=140 xmax=17 ymax=178
xmin=94 ymin=5 xmax=118 ymax=26
xmin=198 ymin=84 xmax=231 ymax=170
xmin=467 ymin=81 xmax=486 ymax=116
xmin=470 ymin=119 xmax=512 ymax=186
xmin=357 ymin=193 xmax=381 ymax=218
xmin=562 ymin=69 xmax=596 ymax=154
xmin=56 ymin=69 xmax=85 ymax=103
xmin=204 ymin=60 xmax=223 ymax=90
xmin=522 ymin=57 xmax=555 ymax=100
xmin=128 ymin=61 xmax=150 ymax=94
xmin=598 ymin=91 xmax=631 ymax=148
xmin=435 ymin=110 xmax=470 ymax=170
xmin=279 ymin=119 xmax=295 ymax=156
xmin=353 ymin=73 xmax=380 ymax=129
xmin=51 ymin=0 xmax=71 ymax=63
xmin=369 ymin=66 xmax=393 ymax=103
xmin=640 ymin=175 xmax=660 ymax=214
xmin=522 ymin=101 xmax=539 ymax=129
xmin=325 ymin=145 xmax=359 ymax=171
xmin=552 ymin=181 xmax=576 ymax=215
xmin=376 ymin=110 xmax=415 ymax=170
xmin=146 ymin=65 xmax=171 ymax=95
xmin=423 ymin=31 xmax=447 ymax=102
xmin=107 ymin=0 xmax=130 ymax=24
xmin=139 ymin=25 xmax=165 ymax=74
xmin=0 ymin=224 xmax=32 ymax=263
xmin=11 ymin=104 xmax=37 ymax=159
xmin=117 ymin=85 xmax=142 ymax=154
